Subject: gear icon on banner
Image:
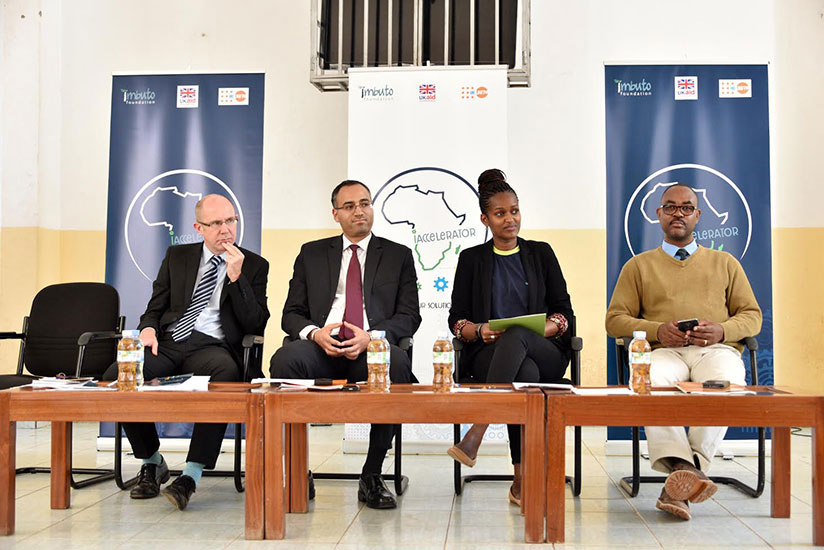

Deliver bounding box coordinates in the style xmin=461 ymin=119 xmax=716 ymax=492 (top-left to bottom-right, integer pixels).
xmin=434 ymin=277 xmax=449 ymax=292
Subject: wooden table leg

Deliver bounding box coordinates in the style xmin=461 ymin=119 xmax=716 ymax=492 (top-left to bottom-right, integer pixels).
xmin=289 ymin=423 xmax=309 ymax=513
xmin=813 ymin=403 xmax=824 ymax=546
xmin=244 ymin=395 xmax=264 ymax=540
xmin=0 ymin=395 xmax=15 ymax=535
xmin=524 ymin=391 xmax=545 ymax=543
xmin=50 ymin=421 xmax=71 ymax=510
xmin=771 ymin=426 xmax=791 ymax=518
xmin=545 ymin=401 xmax=565 ymax=543
xmin=264 ymin=394 xmax=285 ymax=539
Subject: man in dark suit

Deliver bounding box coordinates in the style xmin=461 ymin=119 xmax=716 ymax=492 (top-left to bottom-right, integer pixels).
xmin=270 ymin=179 xmax=421 ymax=509
xmin=105 ymin=194 xmax=269 ymax=510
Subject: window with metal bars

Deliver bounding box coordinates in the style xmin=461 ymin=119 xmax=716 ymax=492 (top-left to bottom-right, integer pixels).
xmin=311 ymin=0 xmax=530 ymax=91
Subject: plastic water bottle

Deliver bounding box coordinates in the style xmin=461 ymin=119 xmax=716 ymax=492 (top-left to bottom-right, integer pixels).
xmin=629 ymin=330 xmax=651 ymax=395
xmin=432 ymin=333 xmax=454 ymax=392
xmin=366 ymin=330 xmax=390 ymax=392
xmin=117 ymin=329 xmax=144 ymax=391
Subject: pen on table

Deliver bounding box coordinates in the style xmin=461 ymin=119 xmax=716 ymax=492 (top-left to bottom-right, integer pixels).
xmin=107 ymin=381 xmax=118 ymax=387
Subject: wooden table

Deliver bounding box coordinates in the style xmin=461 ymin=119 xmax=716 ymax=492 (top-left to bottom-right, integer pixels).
xmin=544 ymin=387 xmax=824 ymax=544
xmin=0 ymin=386 xmax=265 ymax=539
xmin=263 ymin=384 xmax=547 ymax=542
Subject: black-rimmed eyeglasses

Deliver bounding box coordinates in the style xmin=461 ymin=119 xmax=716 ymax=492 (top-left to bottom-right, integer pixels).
xmin=659 ymin=204 xmax=696 ymax=216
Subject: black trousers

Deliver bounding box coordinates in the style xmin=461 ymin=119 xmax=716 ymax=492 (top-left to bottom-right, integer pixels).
xmin=270 ymin=340 xmax=413 ymax=474
xmin=103 ymin=330 xmax=240 ymax=469
xmin=470 ymin=326 xmax=568 ymax=464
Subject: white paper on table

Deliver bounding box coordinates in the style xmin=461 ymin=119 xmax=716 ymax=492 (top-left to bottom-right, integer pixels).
xmin=30 ymin=378 xmax=115 ymax=391
xmin=251 ymin=378 xmax=315 ymax=386
xmin=140 ymin=375 xmax=211 ymax=392
xmin=512 ymin=382 xmax=573 ymax=391
xmin=569 ymin=387 xmax=634 ymax=396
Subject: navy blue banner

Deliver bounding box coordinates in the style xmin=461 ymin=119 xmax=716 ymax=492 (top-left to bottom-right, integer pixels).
xmin=103 ymin=73 xmax=264 ymax=440
xmin=605 ymin=65 xmax=772 ymax=442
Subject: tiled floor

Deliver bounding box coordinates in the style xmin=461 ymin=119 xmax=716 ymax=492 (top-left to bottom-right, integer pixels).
xmin=4 ymin=422 xmax=821 ymax=549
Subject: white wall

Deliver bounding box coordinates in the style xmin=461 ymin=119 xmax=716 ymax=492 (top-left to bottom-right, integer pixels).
xmin=1 ymin=0 xmax=822 ymax=230
xmin=1 ymin=0 xmax=41 ymax=227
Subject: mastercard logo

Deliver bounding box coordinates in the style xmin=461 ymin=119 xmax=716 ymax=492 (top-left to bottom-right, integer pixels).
xmin=736 ymin=82 xmax=749 ymax=95
xmin=476 ymin=87 xmax=488 ymax=99
xmin=235 ymin=90 xmax=247 ymax=102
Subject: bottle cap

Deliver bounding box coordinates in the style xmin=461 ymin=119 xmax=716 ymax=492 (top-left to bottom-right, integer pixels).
xmin=370 ymin=330 xmax=386 ymax=338
xmin=121 ymin=329 xmax=140 ymax=338
xmin=633 ymin=330 xmax=646 ymax=339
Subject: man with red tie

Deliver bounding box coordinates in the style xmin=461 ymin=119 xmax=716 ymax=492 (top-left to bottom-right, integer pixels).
xmin=270 ymin=180 xmax=421 ymax=509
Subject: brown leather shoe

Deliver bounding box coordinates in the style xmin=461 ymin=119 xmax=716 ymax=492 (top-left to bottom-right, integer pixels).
xmin=664 ymin=461 xmax=717 ymax=503
xmin=656 ymin=487 xmax=691 ymax=520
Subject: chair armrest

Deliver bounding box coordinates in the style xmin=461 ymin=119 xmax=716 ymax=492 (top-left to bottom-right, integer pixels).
xmin=0 ymin=332 xmax=24 ymax=340
xmin=742 ymin=336 xmax=758 ymax=351
xmin=242 ymin=334 xmax=265 ymax=382
xmin=243 ymin=334 xmax=265 ymax=348
xmin=570 ymin=336 xmax=583 ymax=352
xmin=451 ymin=338 xmax=464 ymax=352
xmin=77 ymin=331 xmax=121 ymax=346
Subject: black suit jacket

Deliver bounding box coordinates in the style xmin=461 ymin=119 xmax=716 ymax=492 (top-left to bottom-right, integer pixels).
xmin=138 ymin=242 xmax=270 ymax=369
xmin=448 ymin=238 xmax=574 ymax=368
xmin=281 ymin=234 xmax=421 ymax=345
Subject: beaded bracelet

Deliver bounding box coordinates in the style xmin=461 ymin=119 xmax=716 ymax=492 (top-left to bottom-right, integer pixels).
xmin=453 ymin=319 xmax=471 ymax=342
xmin=548 ymin=313 xmax=568 ymax=337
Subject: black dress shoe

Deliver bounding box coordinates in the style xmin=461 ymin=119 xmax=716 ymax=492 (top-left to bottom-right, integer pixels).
xmin=130 ymin=457 xmax=170 ymax=499
xmin=358 ymin=473 xmax=397 ymax=509
xmin=162 ymin=475 xmax=197 ymax=510
xmin=308 ymin=470 xmax=315 ymax=500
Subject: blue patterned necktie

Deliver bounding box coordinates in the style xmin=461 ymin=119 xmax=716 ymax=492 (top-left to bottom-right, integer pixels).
xmin=675 ymin=248 xmax=690 ymax=261
xmin=172 ymin=255 xmax=224 ymax=342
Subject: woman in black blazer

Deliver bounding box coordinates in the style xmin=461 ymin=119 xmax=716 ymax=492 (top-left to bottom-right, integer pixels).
xmin=447 ymin=169 xmax=573 ymax=505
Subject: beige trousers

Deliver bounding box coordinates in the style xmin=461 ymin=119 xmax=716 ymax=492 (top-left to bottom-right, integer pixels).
xmin=645 ymin=344 xmax=746 ymax=473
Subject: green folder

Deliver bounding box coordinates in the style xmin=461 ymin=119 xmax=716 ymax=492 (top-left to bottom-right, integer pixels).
xmin=488 ymin=313 xmax=546 ymax=336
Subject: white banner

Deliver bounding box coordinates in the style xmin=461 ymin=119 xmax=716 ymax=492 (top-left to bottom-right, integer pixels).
xmin=348 ymin=67 xmax=508 ymax=448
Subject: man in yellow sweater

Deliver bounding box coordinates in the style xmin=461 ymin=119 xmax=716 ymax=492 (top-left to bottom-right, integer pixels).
xmin=606 ymin=183 xmax=762 ymax=520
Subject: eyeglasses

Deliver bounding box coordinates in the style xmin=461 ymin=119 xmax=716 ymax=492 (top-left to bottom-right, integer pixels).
xmin=659 ymin=204 xmax=696 ymax=216
xmin=198 ymin=216 xmax=238 ymax=228
xmin=335 ymin=200 xmax=372 ymax=213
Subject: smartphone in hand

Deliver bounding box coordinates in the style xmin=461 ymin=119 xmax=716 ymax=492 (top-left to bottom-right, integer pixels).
xmin=677 ymin=318 xmax=699 ymax=333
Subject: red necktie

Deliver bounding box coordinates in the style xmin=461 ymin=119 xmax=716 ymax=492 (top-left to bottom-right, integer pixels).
xmin=341 ymin=244 xmax=363 ymax=340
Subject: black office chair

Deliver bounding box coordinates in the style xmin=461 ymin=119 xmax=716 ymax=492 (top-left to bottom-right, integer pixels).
xmin=451 ymin=316 xmax=584 ymax=496
xmin=282 ymin=335 xmax=412 ymax=496
xmin=614 ymin=335 xmax=765 ymax=498
xmin=0 ymin=282 xmax=125 ymax=489
xmin=111 ymin=334 xmax=265 ymax=493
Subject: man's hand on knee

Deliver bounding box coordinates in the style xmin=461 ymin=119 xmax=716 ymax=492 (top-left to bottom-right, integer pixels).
xmin=140 ymin=327 xmax=159 ymax=356
xmin=311 ymin=322 xmax=345 ymax=357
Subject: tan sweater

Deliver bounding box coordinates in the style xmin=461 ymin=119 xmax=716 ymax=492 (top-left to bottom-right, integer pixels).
xmin=605 ymin=246 xmax=762 ymax=352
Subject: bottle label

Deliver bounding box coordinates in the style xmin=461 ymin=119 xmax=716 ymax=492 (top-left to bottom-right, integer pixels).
xmin=630 ymin=351 xmax=651 ymax=364
xmin=433 ymin=351 xmax=452 ymax=364
xmin=367 ymin=351 xmax=389 ymax=364
xmin=117 ymin=349 xmax=143 ymax=363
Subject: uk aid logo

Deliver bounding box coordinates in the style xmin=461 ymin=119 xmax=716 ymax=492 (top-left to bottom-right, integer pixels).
xmin=176 ymin=85 xmax=199 ymax=108
xmin=623 ymin=164 xmax=752 ymax=260
xmin=674 ymin=76 xmax=698 ymax=100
